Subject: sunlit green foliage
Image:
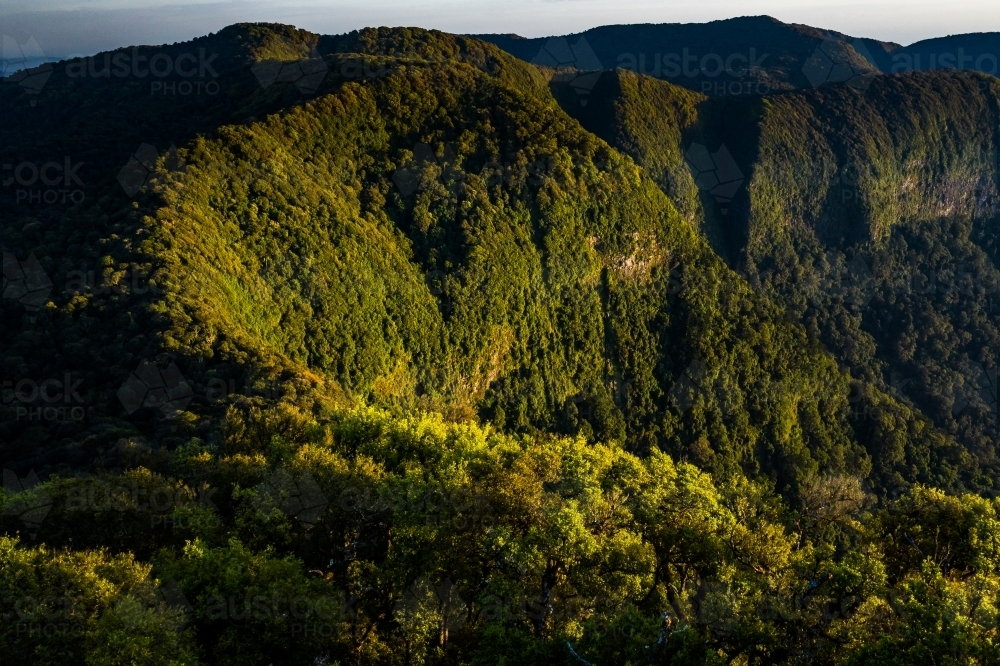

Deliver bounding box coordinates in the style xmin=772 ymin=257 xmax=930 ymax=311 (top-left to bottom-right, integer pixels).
xmin=5 ymin=405 xmax=1000 ymax=664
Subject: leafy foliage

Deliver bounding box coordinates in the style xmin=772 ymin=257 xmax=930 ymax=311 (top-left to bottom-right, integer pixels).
xmin=4 ymin=405 xmax=1000 ymax=664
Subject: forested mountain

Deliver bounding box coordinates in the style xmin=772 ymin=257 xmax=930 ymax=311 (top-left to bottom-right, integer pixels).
xmin=2 ymin=19 xmax=1000 ymax=666
xmin=477 ymin=17 xmax=881 ymax=94
xmin=547 ymin=64 xmax=1000 ymax=493
xmin=478 ymin=16 xmax=1000 ymax=96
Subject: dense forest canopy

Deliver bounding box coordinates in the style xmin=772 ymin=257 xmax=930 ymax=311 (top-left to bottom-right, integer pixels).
xmin=2 ymin=18 xmax=1000 ymax=665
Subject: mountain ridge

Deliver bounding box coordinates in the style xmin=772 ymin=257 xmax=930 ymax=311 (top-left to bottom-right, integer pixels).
xmin=475 ymin=16 xmax=1000 ymax=97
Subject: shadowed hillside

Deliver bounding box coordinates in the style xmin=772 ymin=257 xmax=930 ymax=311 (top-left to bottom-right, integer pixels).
xmin=479 ymin=17 xmax=1000 ymax=97
xmin=546 ymin=63 xmax=1000 ymax=484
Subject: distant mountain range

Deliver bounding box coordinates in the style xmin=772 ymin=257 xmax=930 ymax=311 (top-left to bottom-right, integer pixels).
xmin=476 ymin=16 xmax=1000 ymax=95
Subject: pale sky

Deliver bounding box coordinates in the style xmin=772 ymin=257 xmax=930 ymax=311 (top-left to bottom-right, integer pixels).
xmin=2 ymin=0 xmax=999 ymax=60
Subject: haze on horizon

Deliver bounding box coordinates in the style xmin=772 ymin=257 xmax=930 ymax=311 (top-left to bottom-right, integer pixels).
xmin=1 ymin=0 xmax=999 ymax=62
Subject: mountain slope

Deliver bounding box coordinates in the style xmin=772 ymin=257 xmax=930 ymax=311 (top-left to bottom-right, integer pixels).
xmin=552 ymin=65 xmax=1000 ymax=483
xmin=741 ymin=71 xmax=1000 ymax=474
xmin=141 ymin=50 xmax=876 ymax=493
xmin=548 ymin=69 xmax=706 ymax=226
xmin=0 ymin=23 xmax=553 ymax=469
xmin=1 ymin=24 xmax=967 ymax=498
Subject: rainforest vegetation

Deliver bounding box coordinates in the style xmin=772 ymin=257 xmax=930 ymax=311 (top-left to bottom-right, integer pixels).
xmin=3 ymin=19 xmax=1000 ymax=665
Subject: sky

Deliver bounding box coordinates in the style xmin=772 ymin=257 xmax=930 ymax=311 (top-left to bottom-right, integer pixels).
xmin=1 ymin=0 xmax=999 ymax=61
